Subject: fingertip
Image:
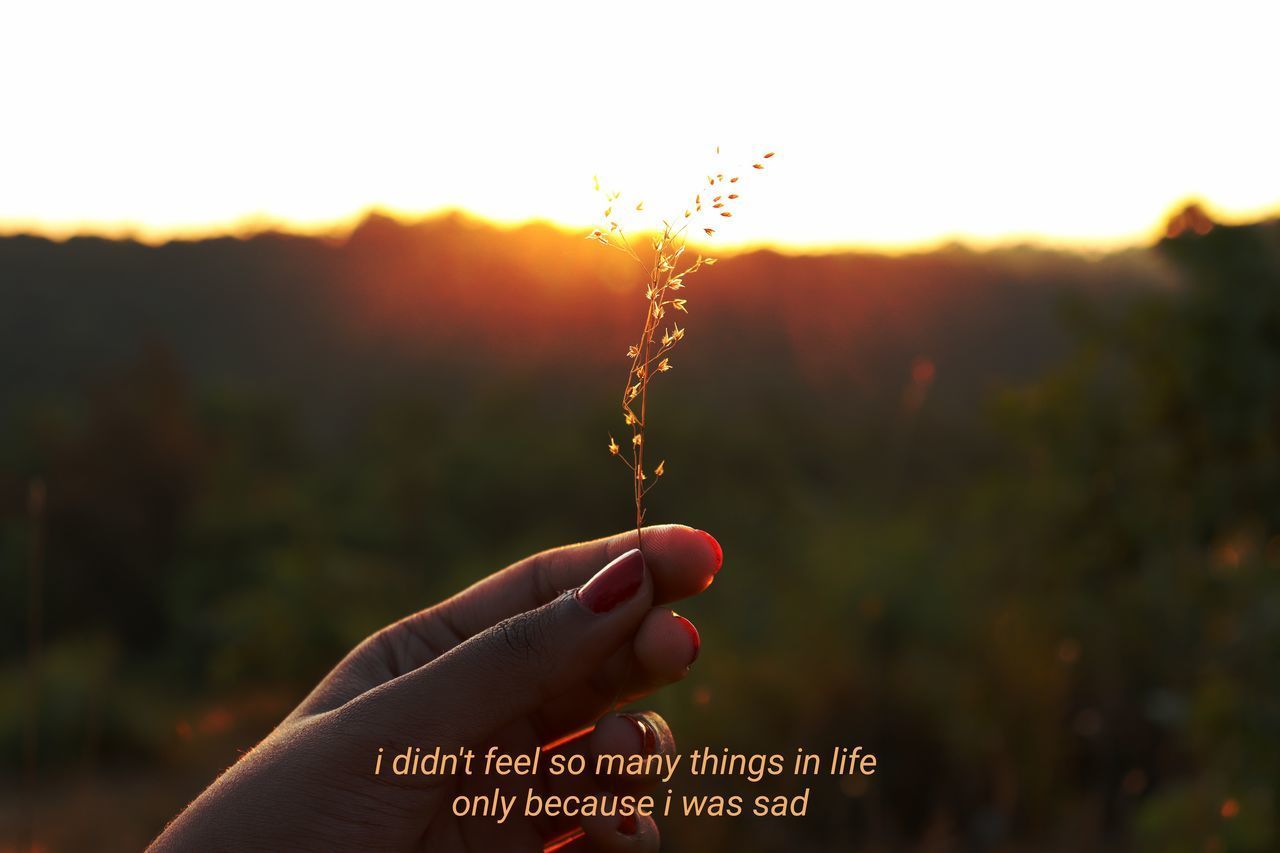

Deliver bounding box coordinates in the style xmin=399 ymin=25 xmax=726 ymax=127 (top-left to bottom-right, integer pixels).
xmin=637 ymin=524 xmax=722 ymax=604
xmin=635 ymin=609 xmax=700 ymax=680
xmin=694 ymin=529 xmax=723 ymax=573
xmin=672 ymin=613 xmax=700 ymax=664
xmin=589 ymin=710 xmax=673 ymax=765
xmin=587 ymin=709 xmax=675 ymax=797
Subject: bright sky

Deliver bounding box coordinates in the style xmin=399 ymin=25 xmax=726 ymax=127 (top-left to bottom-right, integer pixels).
xmin=2 ymin=0 xmax=1278 ymax=251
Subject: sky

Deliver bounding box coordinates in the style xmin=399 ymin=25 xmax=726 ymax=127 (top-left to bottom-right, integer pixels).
xmin=2 ymin=0 xmax=1278 ymax=252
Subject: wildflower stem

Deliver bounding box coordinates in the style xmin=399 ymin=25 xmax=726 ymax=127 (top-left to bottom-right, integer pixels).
xmin=594 ymin=150 xmax=773 ymax=549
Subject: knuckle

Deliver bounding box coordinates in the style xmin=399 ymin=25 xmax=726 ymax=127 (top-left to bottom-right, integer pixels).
xmin=490 ymin=605 xmax=556 ymax=669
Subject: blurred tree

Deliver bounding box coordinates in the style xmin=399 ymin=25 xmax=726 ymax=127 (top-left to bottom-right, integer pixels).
xmin=990 ymin=213 xmax=1280 ymax=851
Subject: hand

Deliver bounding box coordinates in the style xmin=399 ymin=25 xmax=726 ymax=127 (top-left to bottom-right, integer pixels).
xmin=150 ymin=524 xmax=722 ymax=852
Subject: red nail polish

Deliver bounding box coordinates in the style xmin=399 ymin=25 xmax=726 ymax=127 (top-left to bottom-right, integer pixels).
xmin=624 ymin=713 xmax=658 ymax=756
xmin=697 ymin=529 xmax=723 ymax=572
xmin=673 ymin=613 xmax=700 ymax=664
xmin=577 ymin=549 xmax=645 ymax=613
xmin=617 ymin=813 xmax=639 ymax=836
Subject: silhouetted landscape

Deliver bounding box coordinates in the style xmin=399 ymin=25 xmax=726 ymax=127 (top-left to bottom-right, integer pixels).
xmin=3 ymin=207 xmax=1279 ymax=851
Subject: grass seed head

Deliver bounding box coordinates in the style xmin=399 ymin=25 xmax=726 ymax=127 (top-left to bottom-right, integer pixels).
xmin=588 ymin=150 xmax=774 ymax=538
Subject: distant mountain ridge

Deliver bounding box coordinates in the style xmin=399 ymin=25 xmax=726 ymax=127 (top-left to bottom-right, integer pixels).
xmin=0 ymin=212 xmax=1179 ymax=427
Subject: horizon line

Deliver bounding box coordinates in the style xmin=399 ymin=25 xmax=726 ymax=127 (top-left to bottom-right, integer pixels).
xmin=2 ymin=200 xmax=1275 ymax=259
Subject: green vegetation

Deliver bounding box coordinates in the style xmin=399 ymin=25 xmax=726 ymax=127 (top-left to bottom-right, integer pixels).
xmin=1 ymin=212 xmax=1277 ymax=851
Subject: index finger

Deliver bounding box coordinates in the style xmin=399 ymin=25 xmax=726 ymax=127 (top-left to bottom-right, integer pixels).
xmin=429 ymin=524 xmax=722 ymax=642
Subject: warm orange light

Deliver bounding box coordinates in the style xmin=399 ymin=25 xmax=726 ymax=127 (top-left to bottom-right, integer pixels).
xmin=2 ymin=2 xmax=1278 ymax=251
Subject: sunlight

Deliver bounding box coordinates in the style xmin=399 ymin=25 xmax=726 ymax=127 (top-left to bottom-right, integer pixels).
xmin=2 ymin=0 xmax=1278 ymax=250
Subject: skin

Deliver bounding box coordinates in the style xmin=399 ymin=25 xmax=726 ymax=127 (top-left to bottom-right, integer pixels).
xmin=151 ymin=524 xmax=720 ymax=853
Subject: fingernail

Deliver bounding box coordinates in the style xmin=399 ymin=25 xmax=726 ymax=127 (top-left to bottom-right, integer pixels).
xmin=577 ymin=549 xmax=645 ymax=613
xmin=617 ymin=813 xmax=639 ymax=836
xmin=672 ymin=613 xmax=700 ymax=664
xmin=696 ymin=529 xmax=723 ymax=573
xmin=623 ymin=713 xmax=658 ymax=756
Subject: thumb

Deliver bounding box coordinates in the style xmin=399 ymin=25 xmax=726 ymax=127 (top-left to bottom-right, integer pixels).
xmin=352 ymin=548 xmax=652 ymax=747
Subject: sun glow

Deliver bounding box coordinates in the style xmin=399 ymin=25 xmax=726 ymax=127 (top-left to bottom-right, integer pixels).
xmin=2 ymin=0 xmax=1278 ymax=251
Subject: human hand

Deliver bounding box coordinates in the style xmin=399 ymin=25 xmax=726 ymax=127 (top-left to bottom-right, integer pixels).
xmin=151 ymin=524 xmax=722 ymax=852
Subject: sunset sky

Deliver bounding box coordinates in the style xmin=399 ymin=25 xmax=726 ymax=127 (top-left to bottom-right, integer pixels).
xmin=3 ymin=0 xmax=1278 ymax=251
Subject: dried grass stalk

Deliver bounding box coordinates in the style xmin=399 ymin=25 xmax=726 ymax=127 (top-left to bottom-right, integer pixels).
xmin=588 ymin=149 xmax=775 ymax=544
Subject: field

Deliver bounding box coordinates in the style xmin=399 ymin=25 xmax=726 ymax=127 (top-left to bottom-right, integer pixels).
xmin=2 ymin=208 xmax=1278 ymax=851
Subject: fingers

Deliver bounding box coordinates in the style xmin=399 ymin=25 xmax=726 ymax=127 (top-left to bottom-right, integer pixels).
xmin=294 ymin=530 xmax=718 ymax=719
xmin=349 ymin=549 xmax=654 ymax=748
xmin=588 ymin=711 xmax=676 ymax=792
xmin=548 ymin=711 xmax=675 ymax=796
xmin=635 ymin=610 xmax=700 ymax=679
xmin=539 ymin=711 xmax=673 ymax=850
xmin=432 ymin=525 xmax=721 ymax=643
xmin=530 ymin=609 xmax=701 ymax=742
